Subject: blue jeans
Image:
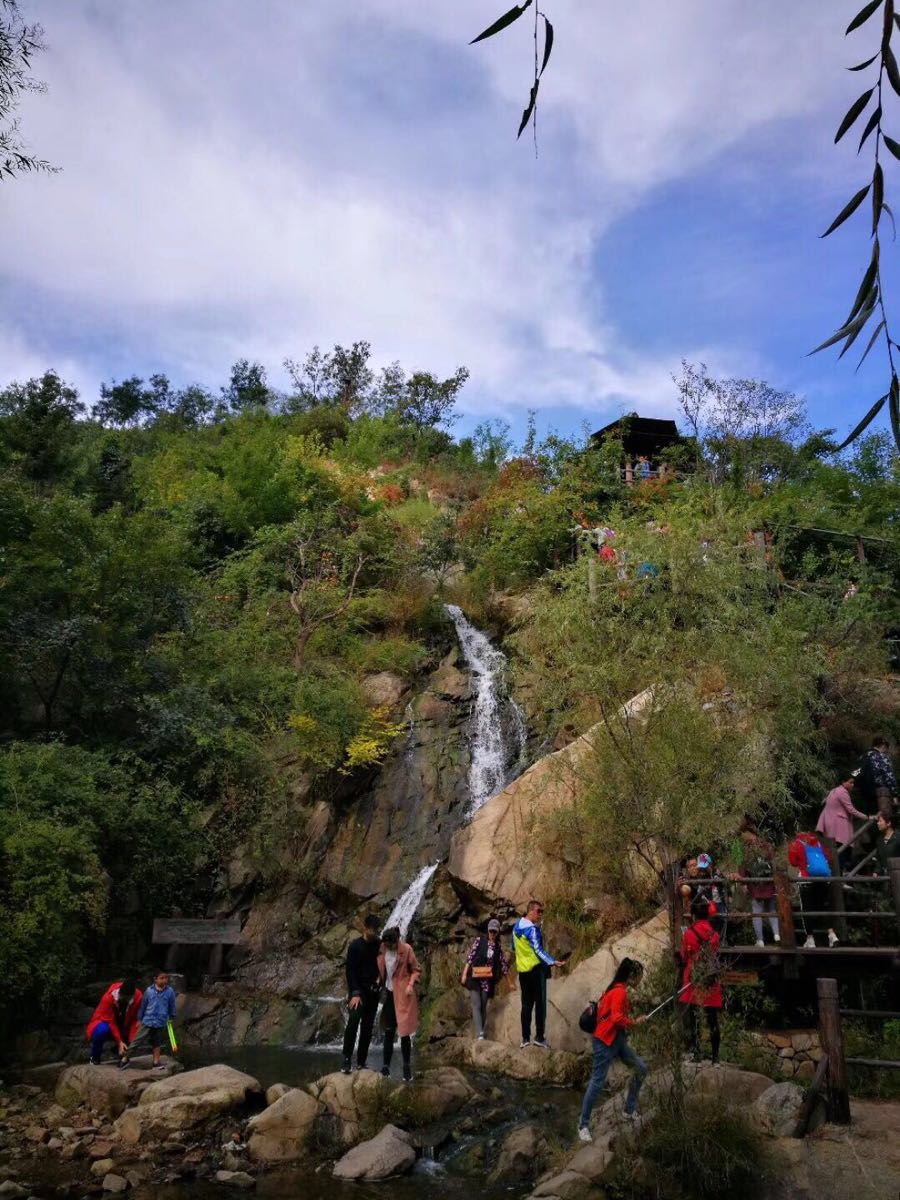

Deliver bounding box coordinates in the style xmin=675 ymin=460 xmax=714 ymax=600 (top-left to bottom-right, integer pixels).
xmin=579 ymin=1032 xmax=647 ymax=1127
xmin=90 ymin=1022 xmax=118 ymax=1061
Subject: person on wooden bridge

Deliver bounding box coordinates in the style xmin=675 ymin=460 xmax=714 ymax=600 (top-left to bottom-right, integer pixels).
xmin=679 ymin=897 xmax=722 ymax=1067
xmin=874 ymin=810 xmax=900 ymax=875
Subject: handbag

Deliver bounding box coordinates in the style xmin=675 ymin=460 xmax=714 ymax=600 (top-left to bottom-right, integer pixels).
xmin=578 ymin=1000 xmax=598 ymax=1034
xmin=471 ymin=965 xmax=493 ymax=980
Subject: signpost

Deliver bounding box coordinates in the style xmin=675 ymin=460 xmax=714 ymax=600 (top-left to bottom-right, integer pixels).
xmin=152 ymin=916 xmax=240 ymax=981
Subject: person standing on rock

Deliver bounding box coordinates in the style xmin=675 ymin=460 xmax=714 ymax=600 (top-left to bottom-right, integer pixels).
xmin=461 ymin=917 xmax=510 ymax=1040
xmin=679 ymin=897 xmax=722 ymax=1066
xmin=513 ymin=900 xmax=565 ymax=1049
xmin=86 ymin=977 xmax=142 ymax=1067
xmin=577 ymin=958 xmax=647 ymax=1143
xmin=379 ymin=926 xmax=421 ymax=1082
xmin=127 ymin=970 xmax=177 ymax=1070
xmin=341 ymin=914 xmax=383 ymax=1074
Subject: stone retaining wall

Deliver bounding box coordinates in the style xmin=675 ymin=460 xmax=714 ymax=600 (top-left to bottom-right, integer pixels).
xmin=749 ymin=1029 xmax=822 ymax=1081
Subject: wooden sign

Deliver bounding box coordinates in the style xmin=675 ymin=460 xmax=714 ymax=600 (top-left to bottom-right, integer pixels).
xmin=152 ymin=917 xmax=241 ymax=946
xmin=722 ymin=969 xmax=759 ymax=986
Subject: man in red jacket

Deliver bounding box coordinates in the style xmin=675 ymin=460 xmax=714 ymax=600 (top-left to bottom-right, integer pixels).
xmin=86 ymin=979 xmax=142 ymax=1067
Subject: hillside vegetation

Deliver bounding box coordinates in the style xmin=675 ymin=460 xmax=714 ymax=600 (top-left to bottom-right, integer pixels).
xmin=0 ymin=353 xmax=898 ymax=1023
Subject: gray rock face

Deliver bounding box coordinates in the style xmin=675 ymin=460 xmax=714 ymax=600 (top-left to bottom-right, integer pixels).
xmin=490 ymin=1123 xmax=550 ymax=1183
xmin=113 ymin=1065 xmax=262 ymax=1144
xmin=245 ymin=1088 xmax=322 ymax=1163
xmin=431 ymin=1037 xmax=587 ymax=1087
xmin=307 ymin=1067 xmax=475 ymax=1145
xmin=332 ymin=1124 xmax=416 ymax=1181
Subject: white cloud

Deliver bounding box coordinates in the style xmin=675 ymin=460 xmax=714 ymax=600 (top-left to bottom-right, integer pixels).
xmin=0 ymin=1 xmax=861 ymax=418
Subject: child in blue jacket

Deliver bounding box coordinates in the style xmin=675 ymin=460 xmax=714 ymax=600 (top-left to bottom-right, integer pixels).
xmin=127 ymin=970 xmax=177 ymax=1070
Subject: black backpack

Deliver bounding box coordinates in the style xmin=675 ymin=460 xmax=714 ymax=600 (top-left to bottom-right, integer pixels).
xmin=578 ymin=1000 xmax=598 ymax=1034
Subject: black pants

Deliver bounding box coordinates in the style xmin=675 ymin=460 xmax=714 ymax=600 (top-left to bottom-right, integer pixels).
xmin=684 ymin=1005 xmax=720 ymax=1062
xmin=519 ymin=966 xmax=547 ymax=1042
xmin=341 ymin=990 xmax=379 ymax=1067
xmin=381 ymin=991 xmax=411 ymax=1069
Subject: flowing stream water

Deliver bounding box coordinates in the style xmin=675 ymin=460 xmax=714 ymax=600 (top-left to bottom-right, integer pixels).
xmin=382 ymin=607 xmax=526 ymax=935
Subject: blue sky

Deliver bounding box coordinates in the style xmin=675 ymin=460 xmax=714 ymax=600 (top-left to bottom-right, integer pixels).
xmin=1 ymin=0 xmax=896 ymax=447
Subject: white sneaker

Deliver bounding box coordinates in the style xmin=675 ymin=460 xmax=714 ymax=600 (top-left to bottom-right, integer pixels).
xmin=755 ymin=940 xmax=764 ymax=948
xmin=623 ymin=1110 xmax=640 ymax=1123
xmin=774 ymin=935 xmax=781 ymax=944
xmin=533 ymin=1039 xmax=550 ymax=1050
xmin=577 ymin=1126 xmax=592 ymax=1143
xmin=828 ymin=930 xmax=839 ymax=948
xmin=803 ymin=935 xmax=816 ymax=949
xmin=520 ymin=1040 xmax=531 ymax=1049
xmin=477 ymin=1034 xmax=485 ymax=1041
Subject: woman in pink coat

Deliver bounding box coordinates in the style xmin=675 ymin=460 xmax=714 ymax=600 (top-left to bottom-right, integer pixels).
xmin=816 ymin=774 xmax=867 ymax=871
xmin=378 ymin=926 xmax=422 ymax=1082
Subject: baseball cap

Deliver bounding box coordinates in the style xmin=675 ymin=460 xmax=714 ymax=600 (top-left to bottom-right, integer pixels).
xmin=487 ymin=918 xmax=501 ymax=932
xmin=697 ymin=853 xmax=712 ymax=870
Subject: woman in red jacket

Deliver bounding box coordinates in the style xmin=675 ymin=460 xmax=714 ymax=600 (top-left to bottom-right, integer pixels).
xmin=679 ymin=898 xmax=722 ymax=1065
xmin=86 ymin=979 xmax=142 ymax=1067
xmin=577 ymin=958 xmax=647 ymax=1143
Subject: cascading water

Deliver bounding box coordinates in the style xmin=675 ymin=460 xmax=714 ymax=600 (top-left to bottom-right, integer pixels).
xmin=385 ymin=861 xmax=440 ymax=937
xmin=444 ymin=603 xmax=526 ymax=815
xmin=383 ymin=608 xmax=526 ymax=935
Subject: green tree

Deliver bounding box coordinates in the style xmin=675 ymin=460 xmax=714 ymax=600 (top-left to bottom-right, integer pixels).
xmin=0 ymin=370 xmax=84 ymax=482
xmin=0 ymin=0 xmax=54 ymax=178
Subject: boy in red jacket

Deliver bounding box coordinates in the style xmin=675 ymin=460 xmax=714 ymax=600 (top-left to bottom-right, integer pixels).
xmin=86 ymin=979 xmax=143 ymax=1068
xmin=577 ymin=958 xmax=647 ymax=1142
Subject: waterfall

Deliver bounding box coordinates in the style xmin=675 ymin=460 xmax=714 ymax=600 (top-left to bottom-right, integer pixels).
xmin=444 ymin=603 xmax=526 ymax=815
xmin=385 ymin=861 xmax=439 ymax=937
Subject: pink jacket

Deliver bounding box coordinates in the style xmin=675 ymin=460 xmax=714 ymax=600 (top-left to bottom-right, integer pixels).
xmin=378 ymin=941 xmax=422 ymax=1038
xmin=816 ymin=785 xmax=866 ymax=847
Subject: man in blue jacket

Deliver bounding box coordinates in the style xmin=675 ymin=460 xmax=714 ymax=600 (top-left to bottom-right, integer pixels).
xmin=127 ymin=970 xmax=177 ymax=1070
xmin=513 ymin=900 xmax=565 ymax=1048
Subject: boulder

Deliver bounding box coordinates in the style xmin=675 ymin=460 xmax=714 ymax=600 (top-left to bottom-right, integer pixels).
xmin=215 ymin=1170 xmax=256 ymax=1189
xmin=54 ymin=1059 xmax=179 ymax=1117
xmin=362 ymin=672 xmax=406 ymax=709
xmin=246 ymin=1089 xmax=322 ymax=1164
xmin=385 ymin=1067 xmax=477 ymax=1125
xmin=102 ymin=1174 xmax=128 ymax=1193
xmin=21 ymin=1062 xmax=68 ymax=1091
xmin=487 ymin=910 xmax=670 ymax=1053
xmin=306 ymin=1069 xmax=387 ymax=1144
xmin=91 ymin=1159 xmax=116 ymax=1177
xmin=332 ymin=1124 xmax=416 ymax=1181
xmin=113 ymin=1065 xmax=262 ymax=1145
xmin=431 ymin=1037 xmax=586 ymax=1086
xmin=645 ymin=1063 xmax=773 ymax=1108
xmin=264 ymin=1083 xmax=291 ymax=1106
xmin=447 ymin=690 xmax=655 ymax=910
xmin=752 ymin=1081 xmax=806 ymax=1137
xmin=489 ymin=1123 xmax=550 ymax=1183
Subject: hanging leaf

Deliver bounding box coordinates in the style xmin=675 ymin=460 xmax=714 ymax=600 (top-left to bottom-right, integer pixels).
xmin=890 ymin=376 xmax=900 ymax=449
xmin=884 ymin=0 xmax=896 ymax=47
xmin=896 ymin=11 xmax=900 ymax=30
xmin=517 ymin=78 xmax=540 ymax=138
xmin=846 ymin=0 xmax=884 ymax=34
xmin=872 ymin=161 xmax=884 ymax=233
xmin=809 ymin=302 xmax=879 ymax=354
xmin=838 ymin=296 xmax=878 ymax=357
xmin=821 ymin=184 xmax=870 ymax=236
xmin=835 ymin=393 xmax=889 ymax=450
xmin=540 ymin=14 xmax=554 ymax=75
xmin=882 ymin=200 xmax=898 ymax=239
xmin=848 ymin=52 xmax=879 ymax=69
xmin=884 ymin=132 xmax=900 ymax=158
xmin=470 ymin=1 xmax=533 ymax=44
xmin=858 ymin=104 xmax=882 ymax=150
xmin=886 ymin=45 xmax=900 ymax=94
xmin=844 ymin=241 xmax=880 ymax=327
xmin=855 ymin=318 xmax=886 ymax=371
xmin=835 ymin=88 xmax=875 ymax=142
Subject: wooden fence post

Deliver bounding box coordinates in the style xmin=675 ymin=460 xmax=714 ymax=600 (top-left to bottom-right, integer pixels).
xmin=773 ymin=866 xmax=798 ymax=979
xmin=817 ymin=977 xmax=850 ymax=1124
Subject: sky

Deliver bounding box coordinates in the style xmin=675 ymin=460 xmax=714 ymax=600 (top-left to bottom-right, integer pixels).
xmin=1 ymin=0 xmax=897 ymax=445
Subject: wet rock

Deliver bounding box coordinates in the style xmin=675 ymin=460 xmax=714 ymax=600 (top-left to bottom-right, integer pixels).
xmin=23 ymin=1126 xmax=47 ymax=1144
xmin=264 ymin=1084 xmax=290 ymax=1106
xmin=21 ymin=1063 xmax=68 ymax=1091
xmin=90 ymin=1160 xmax=115 ymax=1177
xmin=489 ymin=1123 xmax=550 ymax=1184
xmin=306 ymin=1070 xmax=386 ymax=1145
xmin=246 ymin=1089 xmax=322 ymax=1164
xmin=215 ymin=1170 xmax=255 ymax=1189
xmin=332 ymin=1124 xmax=415 ymax=1181
xmin=88 ymin=1142 xmax=115 ymax=1160
xmin=430 ymin=1037 xmax=586 ymax=1086
xmin=0 ymin=1183 xmax=27 ymax=1199
xmin=101 ymin=1174 xmax=128 ymax=1193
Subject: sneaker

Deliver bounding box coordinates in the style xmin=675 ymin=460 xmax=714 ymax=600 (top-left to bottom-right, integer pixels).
xmin=152 ymin=1063 xmax=166 ymax=1071
xmin=803 ymin=935 xmax=816 ymax=949
xmin=828 ymin=930 xmax=839 ymax=948
xmin=381 ymin=1066 xmax=390 ymax=1078
xmin=755 ymin=940 xmax=765 ymax=948
xmin=341 ymin=1059 xmax=352 ymax=1075
xmin=402 ymin=1067 xmax=412 ymax=1083
xmin=88 ymin=1057 xmax=99 ymax=1066
xmin=623 ymin=1110 xmax=640 ymax=1123
xmin=774 ymin=934 xmax=781 ymax=943
xmin=477 ymin=1034 xmax=485 ymax=1041
xmin=533 ymin=1039 xmax=550 ymax=1050
xmin=577 ymin=1126 xmax=593 ymax=1143
xmin=118 ymin=1058 xmax=129 ymax=1071
xmin=711 ymin=1060 xmax=722 ymax=1069
xmin=520 ymin=1040 xmax=531 ymax=1049
xmin=355 ymin=1062 xmax=367 ymax=1072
